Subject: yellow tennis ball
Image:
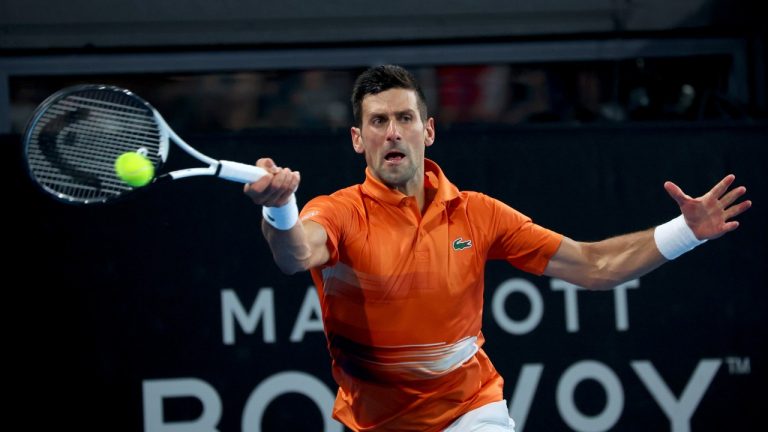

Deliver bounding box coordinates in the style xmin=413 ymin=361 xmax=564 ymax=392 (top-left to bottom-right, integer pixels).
xmin=114 ymin=152 xmax=155 ymax=187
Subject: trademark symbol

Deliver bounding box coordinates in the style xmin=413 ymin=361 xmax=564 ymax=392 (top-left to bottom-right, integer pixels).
xmin=724 ymin=357 xmax=751 ymax=375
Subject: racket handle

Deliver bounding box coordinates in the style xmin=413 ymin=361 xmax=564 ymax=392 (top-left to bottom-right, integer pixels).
xmin=218 ymin=161 xmax=268 ymax=183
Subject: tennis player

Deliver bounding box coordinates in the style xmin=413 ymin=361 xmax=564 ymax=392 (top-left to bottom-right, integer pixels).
xmin=244 ymin=65 xmax=751 ymax=431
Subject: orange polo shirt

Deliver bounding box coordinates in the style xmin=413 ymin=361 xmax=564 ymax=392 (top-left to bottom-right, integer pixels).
xmin=300 ymin=159 xmax=562 ymax=431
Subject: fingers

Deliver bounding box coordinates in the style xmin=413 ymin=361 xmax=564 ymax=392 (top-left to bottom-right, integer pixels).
xmin=243 ymin=162 xmax=300 ymax=207
xmin=664 ymin=181 xmax=690 ymax=206
xmin=667 ymin=175 xmax=743 ymax=207
xmin=722 ymin=220 xmax=740 ymax=233
xmin=707 ymin=174 xmax=736 ymax=199
xmin=256 ymin=158 xmax=277 ymax=171
xmin=724 ymin=199 xmax=752 ymax=220
xmin=243 ymin=172 xmax=273 ymax=195
xmin=666 ymin=175 xmax=750 ymax=240
xmin=719 ymin=185 xmax=747 ymax=208
xmin=269 ymin=168 xmax=300 ymax=205
xmin=708 ymin=175 xmax=750 ymax=220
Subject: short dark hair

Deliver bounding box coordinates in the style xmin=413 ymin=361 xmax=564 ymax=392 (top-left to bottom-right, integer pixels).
xmin=351 ymin=64 xmax=428 ymax=127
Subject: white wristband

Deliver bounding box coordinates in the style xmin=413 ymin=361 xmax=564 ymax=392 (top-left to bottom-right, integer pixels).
xmin=262 ymin=193 xmax=299 ymax=230
xmin=654 ymin=214 xmax=707 ymax=260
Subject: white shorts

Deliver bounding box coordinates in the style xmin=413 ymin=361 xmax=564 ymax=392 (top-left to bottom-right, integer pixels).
xmin=443 ymin=400 xmax=516 ymax=431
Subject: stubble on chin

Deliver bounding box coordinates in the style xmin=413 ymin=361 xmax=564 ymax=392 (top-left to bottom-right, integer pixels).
xmin=378 ymin=161 xmax=421 ymax=190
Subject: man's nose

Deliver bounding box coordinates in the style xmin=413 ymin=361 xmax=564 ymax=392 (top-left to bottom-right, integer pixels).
xmin=385 ymin=119 xmax=401 ymax=141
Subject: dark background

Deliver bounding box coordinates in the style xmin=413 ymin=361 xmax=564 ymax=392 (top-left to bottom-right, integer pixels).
xmin=6 ymin=122 xmax=766 ymax=431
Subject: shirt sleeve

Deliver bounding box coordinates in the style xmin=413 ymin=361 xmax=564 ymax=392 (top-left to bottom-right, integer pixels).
xmin=481 ymin=194 xmax=563 ymax=275
xmin=300 ymin=194 xmax=352 ymax=268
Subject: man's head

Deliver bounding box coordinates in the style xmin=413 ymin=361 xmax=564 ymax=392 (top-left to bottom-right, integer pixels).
xmin=350 ymin=65 xmax=435 ymax=197
xmin=351 ymin=65 xmax=428 ymax=127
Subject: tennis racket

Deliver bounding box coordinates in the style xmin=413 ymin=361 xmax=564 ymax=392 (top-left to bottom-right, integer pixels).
xmin=23 ymin=84 xmax=267 ymax=204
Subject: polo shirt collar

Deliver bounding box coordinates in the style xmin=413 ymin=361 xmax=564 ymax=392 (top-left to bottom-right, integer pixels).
xmin=361 ymin=158 xmax=460 ymax=206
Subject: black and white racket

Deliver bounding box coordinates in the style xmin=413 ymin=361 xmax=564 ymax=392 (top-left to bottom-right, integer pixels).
xmin=23 ymin=84 xmax=267 ymax=204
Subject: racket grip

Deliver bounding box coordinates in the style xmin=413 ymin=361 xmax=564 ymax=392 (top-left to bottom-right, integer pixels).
xmin=218 ymin=161 xmax=268 ymax=183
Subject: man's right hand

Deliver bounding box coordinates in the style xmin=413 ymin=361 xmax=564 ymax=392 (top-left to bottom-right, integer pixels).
xmin=243 ymin=158 xmax=300 ymax=207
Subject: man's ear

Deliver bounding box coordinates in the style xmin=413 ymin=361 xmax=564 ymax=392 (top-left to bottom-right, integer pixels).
xmin=351 ymin=127 xmax=364 ymax=154
xmin=424 ymin=117 xmax=435 ymax=147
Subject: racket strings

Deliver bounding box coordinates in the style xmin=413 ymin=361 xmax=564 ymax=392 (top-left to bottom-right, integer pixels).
xmin=26 ymin=88 xmax=164 ymax=203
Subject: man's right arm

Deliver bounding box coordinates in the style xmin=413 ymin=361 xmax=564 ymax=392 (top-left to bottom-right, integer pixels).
xmin=244 ymin=158 xmax=330 ymax=274
xmin=261 ymin=219 xmax=330 ymax=274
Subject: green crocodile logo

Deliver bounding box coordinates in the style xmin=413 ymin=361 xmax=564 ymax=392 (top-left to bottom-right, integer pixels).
xmin=452 ymin=237 xmax=473 ymax=251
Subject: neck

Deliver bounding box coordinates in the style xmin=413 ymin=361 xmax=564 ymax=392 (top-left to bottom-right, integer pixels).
xmin=399 ymin=180 xmax=426 ymax=211
xmin=401 ymin=161 xmax=427 ymax=209
xmin=376 ymin=167 xmax=426 ymax=210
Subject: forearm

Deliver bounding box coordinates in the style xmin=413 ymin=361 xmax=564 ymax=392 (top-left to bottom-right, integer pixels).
xmin=261 ymin=220 xmax=313 ymax=275
xmin=578 ymin=228 xmax=667 ymax=290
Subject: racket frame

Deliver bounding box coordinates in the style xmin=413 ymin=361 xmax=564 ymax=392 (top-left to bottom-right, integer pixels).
xmin=23 ymin=84 xmax=267 ymax=205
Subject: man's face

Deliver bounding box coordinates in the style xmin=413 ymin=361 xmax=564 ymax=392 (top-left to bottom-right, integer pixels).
xmin=351 ymin=88 xmax=435 ymax=192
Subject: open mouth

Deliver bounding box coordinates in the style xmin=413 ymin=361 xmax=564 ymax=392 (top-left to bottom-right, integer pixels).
xmin=385 ymin=151 xmax=406 ymax=162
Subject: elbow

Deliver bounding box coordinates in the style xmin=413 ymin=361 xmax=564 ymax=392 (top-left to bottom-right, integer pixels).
xmin=273 ymin=249 xmax=314 ymax=275
xmin=562 ymin=246 xmax=605 ymax=290
xmin=579 ymin=257 xmax=621 ymax=291
xmin=274 ymin=255 xmax=311 ymax=275
xmin=553 ymin=273 xmax=615 ymax=291
xmin=277 ymin=260 xmax=310 ymax=275
xmin=278 ymin=265 xmax=301 ymax=275
xmin=583 ymin=278 xmax=616 ymax=291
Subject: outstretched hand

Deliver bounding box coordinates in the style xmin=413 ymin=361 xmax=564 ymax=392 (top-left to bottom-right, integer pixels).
xmin=664 ymin=174 xmax=752 ymax=241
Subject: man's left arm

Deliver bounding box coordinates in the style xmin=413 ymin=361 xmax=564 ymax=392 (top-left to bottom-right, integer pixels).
xmin=543 ymin=174 xmax=752 ymax=290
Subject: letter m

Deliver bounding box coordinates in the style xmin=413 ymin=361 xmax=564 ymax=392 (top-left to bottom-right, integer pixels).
xmin=221 ymin=288 xmax=276 ymax=345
